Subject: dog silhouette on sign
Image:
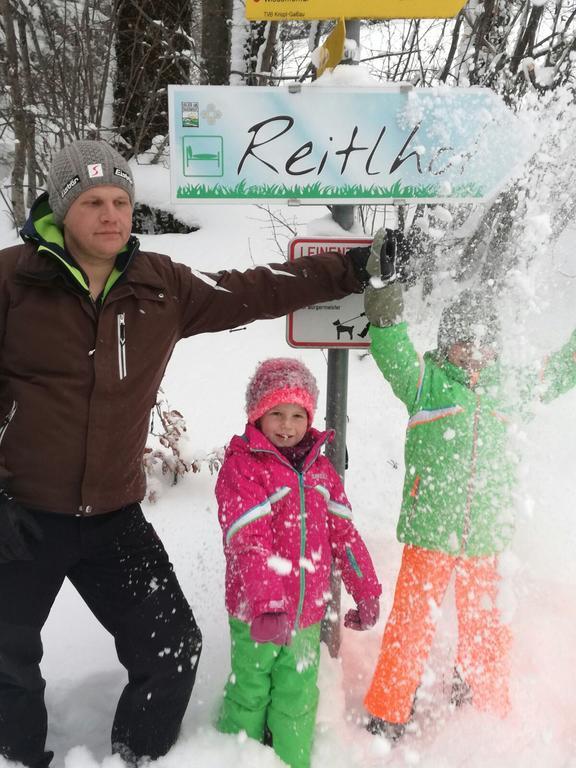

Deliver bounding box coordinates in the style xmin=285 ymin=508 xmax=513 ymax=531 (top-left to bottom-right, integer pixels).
xmin=333 ymin=318 xmax=354 ymax=341
xmin=331 ymin=312 xmax=370 ymax=341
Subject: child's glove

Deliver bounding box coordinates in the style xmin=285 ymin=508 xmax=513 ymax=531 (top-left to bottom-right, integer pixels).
xmin=364 ymin=282 xmax=404 ymax=328
xmin=348 ymin=228 xmax=410 ymax=288
xmin=363 ymin=228 xmax=406 ymax=328
xmin=0 ymin=488 xmax=43 ymax=563
xmin=250 ymin=612 xmax=292 ymax=645
xmin=367 ymin=227 xmax=399 ymax=285
xmin=367 ymin=227 xmax=412 ymax=285
xmin=343 ymin=597 xmax=380 ymax=631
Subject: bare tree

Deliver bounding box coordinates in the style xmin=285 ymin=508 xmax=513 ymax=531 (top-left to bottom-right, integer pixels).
xmin=113 ymin=0 xmax=199 ymax=156
xmin=229 ymin=1 xmax=283 ymax=86
xmin=0 ymin=0 xmax=117 ymax=225
xmin=0 ymin=0 xmax=205 ymax=225
xmin=239 ymin=21 xmax=279 ymax=85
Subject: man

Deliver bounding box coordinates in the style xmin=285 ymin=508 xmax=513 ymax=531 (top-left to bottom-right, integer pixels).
xmin=0 ymin=140 xmax=370 ymax=768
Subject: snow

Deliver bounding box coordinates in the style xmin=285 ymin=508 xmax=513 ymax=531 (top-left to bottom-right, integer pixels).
xmin=268 ymin=556 xmax=293 ymax=576
xmin=1 ymin=120 xmax=576 ymax=768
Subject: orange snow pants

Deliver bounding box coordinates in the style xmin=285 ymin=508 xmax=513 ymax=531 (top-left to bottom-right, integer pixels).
xmin=364 ymin=544 xmax=511 ymax=724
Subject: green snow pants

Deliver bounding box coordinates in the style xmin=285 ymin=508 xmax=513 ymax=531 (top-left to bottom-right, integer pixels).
xmin=217 ymin=617 xmax=321 ymax=768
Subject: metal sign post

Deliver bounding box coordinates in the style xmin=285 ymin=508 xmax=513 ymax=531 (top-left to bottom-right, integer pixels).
xmin=320 ymin=18 xmax=361 ymax=659
xmin=321 ymin=348 xmax=348 ymax=657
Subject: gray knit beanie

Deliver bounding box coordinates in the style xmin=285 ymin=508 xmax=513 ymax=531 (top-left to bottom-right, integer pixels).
xmin=47 ymin=140 xmax=135 ymax=226
xmin=437 ymin=289 xmax=500 ymax=353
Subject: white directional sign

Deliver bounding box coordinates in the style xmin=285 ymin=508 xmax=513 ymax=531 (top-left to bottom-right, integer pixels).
xmin=287 ymin=237 xmax=372 ymax=349
xmin=169 ymin=85 xmax=532 ymax=205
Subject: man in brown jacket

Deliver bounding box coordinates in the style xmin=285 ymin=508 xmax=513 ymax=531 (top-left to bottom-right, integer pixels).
xmin=0 ymin=140 xmax=370 ymax=768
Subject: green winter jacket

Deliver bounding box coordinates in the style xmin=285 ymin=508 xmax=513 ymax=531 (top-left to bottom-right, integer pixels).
xmin=370 ymin=321 xmax=576 ymax=557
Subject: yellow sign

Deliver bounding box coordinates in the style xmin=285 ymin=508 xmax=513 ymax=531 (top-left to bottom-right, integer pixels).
xmin=315 ymin=18 xmax=346 ymax=77
xmin=246 ymin=0 xmax=467 ymax=21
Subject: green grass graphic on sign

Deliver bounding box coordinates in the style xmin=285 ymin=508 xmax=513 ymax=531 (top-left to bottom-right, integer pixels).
xmin=176 ymin=179 xmax=484 ymax=200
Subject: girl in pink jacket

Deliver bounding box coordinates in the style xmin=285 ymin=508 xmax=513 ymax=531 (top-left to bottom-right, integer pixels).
xmin=216 ymin=358 xmax=381 ymax=768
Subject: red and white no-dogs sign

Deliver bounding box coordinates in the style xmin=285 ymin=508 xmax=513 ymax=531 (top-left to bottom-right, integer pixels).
xmin=287 ymin=237 xmax=371 ymax=349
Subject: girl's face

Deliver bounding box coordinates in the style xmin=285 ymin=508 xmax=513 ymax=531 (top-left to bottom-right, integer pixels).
xmin=447 ymin=341 xmax=497 ymax=373
xmin=259 ymin=403 xmax=308 ymax=448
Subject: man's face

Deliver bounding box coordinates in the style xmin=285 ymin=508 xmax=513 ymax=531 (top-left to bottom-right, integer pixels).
xmin=447 ymin=340 xmax=497 ymax=373
xmin=62 ymin=185 xmax=133 ymax=266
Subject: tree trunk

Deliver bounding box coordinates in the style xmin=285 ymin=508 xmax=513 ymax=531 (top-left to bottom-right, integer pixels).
xmin=17 ymin=13 xmax=37 ymax=206
xmin=243 ymin=21 xmax=278 ymax=85
xmin=201 ymin=0 xmax=232 ymax=85
xmin=0 ymin=0 xmax=27 ymax=225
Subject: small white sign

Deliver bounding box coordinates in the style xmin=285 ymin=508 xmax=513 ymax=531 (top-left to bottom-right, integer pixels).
xmin=287 ymin=237 xmax=371 ymax=349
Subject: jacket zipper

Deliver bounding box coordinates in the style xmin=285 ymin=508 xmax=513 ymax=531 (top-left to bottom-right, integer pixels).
xmin=294 ymin=473 xmax=307 ymax=631
xmin=117 ymin=312 xmax=127 ymax=380
xmin=461 ymin=394 xmax=481 ymax=552
xmin=250 ymin=439 xmax=328 ymax=631
xmin=0 ymin=401 xmax=17 ymax=446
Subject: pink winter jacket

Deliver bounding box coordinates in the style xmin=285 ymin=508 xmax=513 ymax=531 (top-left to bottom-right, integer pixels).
xmin=216 ymin=424 xmax=381 ymax=630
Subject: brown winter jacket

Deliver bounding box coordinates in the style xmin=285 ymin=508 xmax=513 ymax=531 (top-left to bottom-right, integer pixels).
xmin=0 ymin=194 xmax=363 ymax=516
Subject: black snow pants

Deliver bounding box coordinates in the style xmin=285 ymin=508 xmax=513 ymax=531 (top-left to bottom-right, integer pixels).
xmin=0 ymin=503 xmax=202 ymax=768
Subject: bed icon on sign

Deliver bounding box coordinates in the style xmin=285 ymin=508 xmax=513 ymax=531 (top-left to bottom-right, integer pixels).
xmin=182 ymin=136 xmax=224 ymax=177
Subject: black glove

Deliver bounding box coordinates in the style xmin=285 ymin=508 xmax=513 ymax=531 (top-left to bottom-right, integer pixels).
xmin=348 ymin=246 xmax=372 ymax=288
xmin=0 ymin=488 xmax=43 ymax=562
xmin=349 ymin=229 xmax=410 ymax=288
xmin=367 ymin=227 xmax=410 ymax=285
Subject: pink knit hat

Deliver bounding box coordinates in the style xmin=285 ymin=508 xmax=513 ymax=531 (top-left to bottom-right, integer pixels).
xmin=246 ymin=358 xmax=319 ymax=425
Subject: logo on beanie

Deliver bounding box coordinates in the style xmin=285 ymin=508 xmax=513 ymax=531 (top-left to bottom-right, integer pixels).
xmin=60 ymin=175 xmax=80 ymax=199
xmin=87 ymin=163 xmax=104 ymax=178
xmin=114 ymin=167 xmax=133 ymax=185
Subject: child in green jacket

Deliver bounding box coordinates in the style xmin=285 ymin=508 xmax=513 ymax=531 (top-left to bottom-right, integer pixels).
xmin=359 ymin=229 xmax=576 ymax=742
